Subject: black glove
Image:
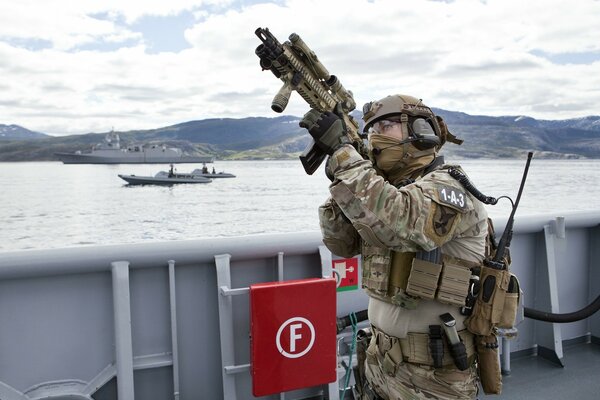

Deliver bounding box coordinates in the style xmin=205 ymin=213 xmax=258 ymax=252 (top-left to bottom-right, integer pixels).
xmin=299 ymin=109 xmax=349 ymax=155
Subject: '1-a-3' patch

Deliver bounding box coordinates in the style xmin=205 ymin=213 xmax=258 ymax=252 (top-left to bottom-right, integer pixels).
xmin=436 ymin=185 xmax=467 ymax=210
xmin=425 ymin=185 xmax=468 ymax=242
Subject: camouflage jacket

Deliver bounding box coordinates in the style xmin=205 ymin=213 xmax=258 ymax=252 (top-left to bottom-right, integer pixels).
xmin=319 ymin=145 xmax=488 ymax=309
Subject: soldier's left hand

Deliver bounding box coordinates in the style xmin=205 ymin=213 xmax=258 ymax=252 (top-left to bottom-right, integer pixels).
xmin=299 ymin=109 xmax=349 ymax=155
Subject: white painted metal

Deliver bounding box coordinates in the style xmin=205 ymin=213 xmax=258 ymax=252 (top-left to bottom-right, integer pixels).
xmin=111 ymin=261 xmax=135 ymax=399
xmin=214 ymin=254 xmax=238 ymax=400
xmin=82 ymin=364 xmax=116 ymax=396
xmin=319 ymin=245 xmax=342 ymax=400
xmin=543 ymin=222 xmax=565 ymax=364
xmin=0 ymin=381 xmax=26 ymax=400
xmin=278 ymin=251 xmax=285 ymax=282
xmin=168 ymin=260 xmax=180 ymax=400
xmin=590 ymin=225 xmax=600 ymax=340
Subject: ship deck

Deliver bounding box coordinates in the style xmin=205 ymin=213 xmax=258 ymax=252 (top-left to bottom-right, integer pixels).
xmin=481 ymin=340 xmax=600 ymax=399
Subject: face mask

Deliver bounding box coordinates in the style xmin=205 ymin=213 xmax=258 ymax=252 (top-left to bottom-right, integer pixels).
xmin=369 ymin=133 xmax=435 ymax=185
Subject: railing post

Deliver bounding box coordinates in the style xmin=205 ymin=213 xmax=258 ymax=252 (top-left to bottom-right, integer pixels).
xmin=319 ymin=245 xmax=341 ymax=400
xmin=168 ymin=260 xmax=180 ymax=400
xmin=215 ymin=254 xmax=238 ymax=400
xmin=535 ymin=219 xmax=565 ymax=366
xmin=590 ymin=225 xmax=600 ymax=343
xmin=111 ymin=261 xmax=135 ymax=399
xmin=0 ymin=382 xmax=27 ymax=400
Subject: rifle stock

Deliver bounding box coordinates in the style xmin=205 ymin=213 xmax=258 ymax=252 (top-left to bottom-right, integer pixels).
xmin=255 ymin=27 xmax=366 ymax=174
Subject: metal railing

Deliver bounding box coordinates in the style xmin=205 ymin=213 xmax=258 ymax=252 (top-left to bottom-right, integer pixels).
xmin=0 ymin=211 xmax=599 ymax=399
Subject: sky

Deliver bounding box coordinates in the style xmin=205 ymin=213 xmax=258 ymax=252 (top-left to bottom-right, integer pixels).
xmin=1 ymin=0 xmax=599 ymax=136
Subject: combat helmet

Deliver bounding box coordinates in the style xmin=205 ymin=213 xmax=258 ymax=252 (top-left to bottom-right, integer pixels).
xmin=362 ymin=94 xmax=462 ymax=149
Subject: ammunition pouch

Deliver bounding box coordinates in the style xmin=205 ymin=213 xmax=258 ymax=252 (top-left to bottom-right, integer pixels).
xmin=405 ymin=254 xmax=474 ymax=307
xmin=465 ymin=264 xmax=521 ymax=336
xmin=362 ymin=242 xmax=477 ymax=310
xmin=405 ymin=258 xmax=441 ymax=300
xmin=437 ymin=260 xmax=472 ymax=306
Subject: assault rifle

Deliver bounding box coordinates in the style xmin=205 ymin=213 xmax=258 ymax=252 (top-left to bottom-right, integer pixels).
xmin=254 ymin=27 xmax=366 ymax=175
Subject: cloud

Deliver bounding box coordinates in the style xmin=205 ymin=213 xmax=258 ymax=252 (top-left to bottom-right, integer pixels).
xmin=0 ymin=0 xmax=599 ymax=135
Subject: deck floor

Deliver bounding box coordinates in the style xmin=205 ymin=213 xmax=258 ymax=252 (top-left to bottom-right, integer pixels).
xmin=480 ymin=341 xmax=600 ymax=399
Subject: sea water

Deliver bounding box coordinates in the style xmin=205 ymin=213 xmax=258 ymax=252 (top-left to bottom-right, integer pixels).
xmin=1 ymin=159 xmax=599 ymax=251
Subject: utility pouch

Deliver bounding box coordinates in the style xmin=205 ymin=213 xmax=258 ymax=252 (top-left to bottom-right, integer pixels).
xmin=449 ymin=341 xmax=469 ymax=371
xmin=382 ymin=343 xmax=403 ymax=376
xmin=405 ymin=258 xmax=442 ymax=300
xmin=428 ymin=325 xmax=444 ymax=368
xmin=476 ymin=334 xmax=502 ymax=395
xmin=354 ymin=328 xmax=372 ymax=397
xmin=365 ymin=331 xmax=379 ymax=366
xmin=388 ymin=252 xmax=420 ymax=309
xmin=465 ymin=265 xmax=511 ymax=336
xmin=499 ymin=274 xmax=521 ymax=328
xmin=436 ymin=262 xmax=472 ymax=306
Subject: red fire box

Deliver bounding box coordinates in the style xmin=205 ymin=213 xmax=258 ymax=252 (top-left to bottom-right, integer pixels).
xmin=249 ymin=278 xmax=337 ymax=396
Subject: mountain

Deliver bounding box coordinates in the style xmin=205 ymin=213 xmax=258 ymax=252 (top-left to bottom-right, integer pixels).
xmin=126 ymin=116 xmax=304 ymax=151
xmin=0 ymin=124 xmax=48 ymax=141
xmin=432 ymin=109 xmax=600 ymax=159
xmin=1 ymin=111 xmax=599 ymax=161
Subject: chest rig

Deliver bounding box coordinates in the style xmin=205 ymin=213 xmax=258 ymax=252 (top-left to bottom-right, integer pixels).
xmin=361 ymin=244 xmax=478 ymax=309
xmin=361 ymin=163 xmax=480 ymax=310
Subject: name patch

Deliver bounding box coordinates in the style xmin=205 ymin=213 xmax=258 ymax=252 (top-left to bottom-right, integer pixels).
xmin=437 ymin=186 xmax=467 ymax=210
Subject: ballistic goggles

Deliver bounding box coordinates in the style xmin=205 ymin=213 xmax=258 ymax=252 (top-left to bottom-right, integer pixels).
xmin=370 ymin=117 xmax=436 ymax=137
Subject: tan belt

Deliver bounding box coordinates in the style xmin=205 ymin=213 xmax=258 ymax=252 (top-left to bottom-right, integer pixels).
xmin=372 ymin=325 xmax=476 ymax=371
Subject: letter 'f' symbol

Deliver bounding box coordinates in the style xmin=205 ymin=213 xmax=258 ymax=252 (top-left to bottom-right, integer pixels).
xmin=289 ymin=323 xmax=302 ymax=352
xmin=276 ymin=317 xmax=316 ymax=359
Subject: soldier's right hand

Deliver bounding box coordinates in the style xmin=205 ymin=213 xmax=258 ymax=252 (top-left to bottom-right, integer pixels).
xmin=299 ymin=109 xmax=349 ymax=155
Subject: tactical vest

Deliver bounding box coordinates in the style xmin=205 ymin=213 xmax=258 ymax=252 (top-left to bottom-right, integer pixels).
xmin=362 ymin=244 xmax=479 ymax=310
xmin=361 ymin=166 xmax=484 ymax=309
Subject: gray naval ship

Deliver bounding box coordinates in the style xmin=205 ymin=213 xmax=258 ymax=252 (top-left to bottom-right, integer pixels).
xmin=0 ymin=210 xmax=599 ymax=400
xmin=55 ymin=131 xmax=214 ymax=164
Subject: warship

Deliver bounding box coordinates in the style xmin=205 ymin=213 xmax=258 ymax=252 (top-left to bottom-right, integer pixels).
xmin=55 ymin=131 xmax=213 ymax=164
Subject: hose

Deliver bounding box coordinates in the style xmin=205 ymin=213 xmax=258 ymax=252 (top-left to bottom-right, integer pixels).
xmin=336 ymin=309 xmax=368 ymax=333
xmin=524 ymin=294 xmax=600 ymax=323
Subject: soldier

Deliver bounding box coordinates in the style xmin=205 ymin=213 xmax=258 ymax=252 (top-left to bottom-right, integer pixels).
xmin=300 ymin=95 xmax=489 ymax=399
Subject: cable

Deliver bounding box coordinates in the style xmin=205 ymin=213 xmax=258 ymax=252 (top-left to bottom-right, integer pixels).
xmin=524 ymin=294 xmax=600 ymax=323
xmin=447 ymin=167 xmax=501 ymax=205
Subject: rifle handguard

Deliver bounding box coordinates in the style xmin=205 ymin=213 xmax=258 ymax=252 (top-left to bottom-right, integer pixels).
xmin=255 ymin=27 xmax=367 ymax=174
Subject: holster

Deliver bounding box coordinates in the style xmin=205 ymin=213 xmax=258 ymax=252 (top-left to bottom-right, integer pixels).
xmin=353 ymin=328 xmax=372 ymax=398
xmin=476 ymin=334 xmax=502 ymax=395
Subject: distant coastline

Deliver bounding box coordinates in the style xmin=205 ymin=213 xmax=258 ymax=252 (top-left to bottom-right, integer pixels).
xmin=1 ymin=109 xmax=599 ymax=161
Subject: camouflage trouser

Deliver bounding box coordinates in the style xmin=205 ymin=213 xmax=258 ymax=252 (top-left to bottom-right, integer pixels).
xmin=362 ymin=333 xmax=479 ymax=400
xmin=365 ymin=361 xmax=478 ymax=399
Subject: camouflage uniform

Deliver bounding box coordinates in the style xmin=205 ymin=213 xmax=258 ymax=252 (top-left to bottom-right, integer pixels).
xmin=319 ymin=145 xmax=488 ymax=400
